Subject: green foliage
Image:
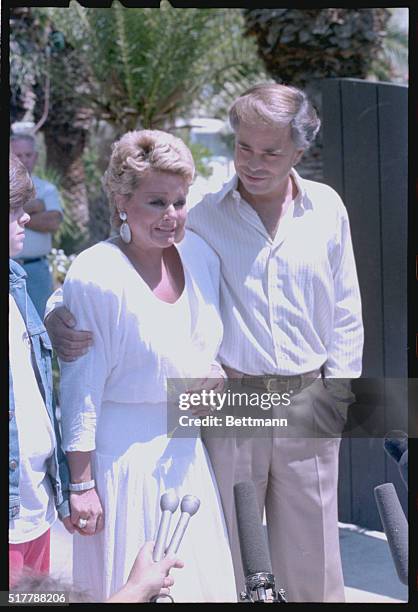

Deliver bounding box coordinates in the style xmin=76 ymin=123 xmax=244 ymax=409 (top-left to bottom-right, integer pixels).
xmin=10 ymin=8 xmax=50 ymax=121
xmin=82 ymin=143 xmax=103 ymax=204
xmin=186 ymin=141 xmax=214 ymax=179
xmin=191 ymin=149 xmax=214 ymax=179
xmin=189 ymin=9 xmax=268 ymax=119
xmin=244 ymin=8 xmax=392 ymax=86
xmin=45 ymin=2 xmax=265 ymax=131
xmin=368 ymin=10 xmax=408 ymax=83
xmin=11 ymin=5 xmax=266 ymax=246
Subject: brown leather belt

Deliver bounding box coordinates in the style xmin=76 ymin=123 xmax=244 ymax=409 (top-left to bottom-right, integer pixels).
xmin=240 ymin=368 xmax=321 ymax=395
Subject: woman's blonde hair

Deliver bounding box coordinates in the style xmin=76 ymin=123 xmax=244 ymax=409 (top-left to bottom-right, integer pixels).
xmin=9 ymin=153 xmax=35 ymax=210
xmin=229 ymin=83 xmax=321 ymax=150
xmin=102 ymin=129 xmax=195 ymax=230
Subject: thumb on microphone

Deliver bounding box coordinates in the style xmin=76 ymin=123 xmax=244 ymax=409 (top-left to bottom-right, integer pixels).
xmin=160 ymin=553 xmax=185 ymax=573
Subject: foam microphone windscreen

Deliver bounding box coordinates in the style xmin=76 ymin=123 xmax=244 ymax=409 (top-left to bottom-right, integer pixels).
xmin=234 ymin=481 xmax=272 ymax=576
xmin=374 ymin=483 xmax=408 ymax=585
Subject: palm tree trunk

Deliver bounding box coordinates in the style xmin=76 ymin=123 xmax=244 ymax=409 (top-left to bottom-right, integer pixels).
xmin=43 ymin=126 xmax=90 ymax=246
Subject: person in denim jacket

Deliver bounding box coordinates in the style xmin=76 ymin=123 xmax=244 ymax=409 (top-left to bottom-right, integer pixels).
xmin=9 ymin=153 xmax=73 ymax=587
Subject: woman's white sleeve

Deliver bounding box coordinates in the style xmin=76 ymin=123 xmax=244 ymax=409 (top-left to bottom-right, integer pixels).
xmin=59 ymin=273 xmax=121 ymax=452
xmin=44 ymin=287 xmax=63 ymax=321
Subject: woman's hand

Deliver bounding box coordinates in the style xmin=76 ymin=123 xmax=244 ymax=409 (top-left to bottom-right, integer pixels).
xmin=70 ymin=488 xmax=104 ymax=536
xmin=60 ymin=515 xmax=76 ymax=534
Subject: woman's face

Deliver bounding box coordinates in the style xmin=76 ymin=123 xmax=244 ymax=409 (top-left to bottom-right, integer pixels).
xmin=9 ymin=204 xmax=30 ymax=257
xmin=120 ymin=170 xmax=188 ymax=250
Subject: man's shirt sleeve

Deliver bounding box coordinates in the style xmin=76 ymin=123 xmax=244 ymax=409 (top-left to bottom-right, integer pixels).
xmin=324 ymin=204 xmax=364 ymax=378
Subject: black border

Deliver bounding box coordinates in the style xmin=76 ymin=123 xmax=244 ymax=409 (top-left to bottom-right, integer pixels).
xmin=4 ymin=1 xmax=417 ymax=608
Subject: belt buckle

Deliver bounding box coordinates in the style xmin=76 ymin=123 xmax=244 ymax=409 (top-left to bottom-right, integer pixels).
xmin=265 ymin=377 xmax=287 ymax=393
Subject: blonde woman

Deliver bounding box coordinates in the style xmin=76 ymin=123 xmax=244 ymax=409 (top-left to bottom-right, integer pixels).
xmin=55 ymin=130 xmax=236 ymax=602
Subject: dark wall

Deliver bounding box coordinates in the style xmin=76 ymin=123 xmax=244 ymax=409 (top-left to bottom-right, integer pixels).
xmin=321 ymin=78 xmax=408 ymax=529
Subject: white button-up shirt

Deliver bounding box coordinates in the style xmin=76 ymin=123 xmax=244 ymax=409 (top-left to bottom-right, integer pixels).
xmin=187 ymin=168 xmax=364 ymax=378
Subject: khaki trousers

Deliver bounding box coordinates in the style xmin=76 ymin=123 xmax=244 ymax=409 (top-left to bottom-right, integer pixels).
xmin=202 ymin=378 xmax=346 ymax=602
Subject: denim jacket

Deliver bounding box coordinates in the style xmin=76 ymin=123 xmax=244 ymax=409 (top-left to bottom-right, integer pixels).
xmin=9 ymin=259 xmax=70 ymax=521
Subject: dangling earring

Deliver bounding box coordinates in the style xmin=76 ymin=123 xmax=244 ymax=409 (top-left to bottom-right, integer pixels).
xmin=119 ymin=211 xmax=132 ymax=244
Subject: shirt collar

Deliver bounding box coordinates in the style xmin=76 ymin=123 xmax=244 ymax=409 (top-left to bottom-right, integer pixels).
xmin=224 ymin=167 xmax=308 ymax=211
xmin=9 ymin=258 xmax=27 ymax=281
xmin=290 ymin=168 xmax=307 ymax=210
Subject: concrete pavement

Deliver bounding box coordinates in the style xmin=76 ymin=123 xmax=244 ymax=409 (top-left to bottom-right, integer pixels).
xmin=50 ymin=519 xmax=408 ymax=603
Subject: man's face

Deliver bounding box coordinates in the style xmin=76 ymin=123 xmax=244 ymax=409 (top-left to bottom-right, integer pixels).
xmin=233 ymin=121 xmax=303 ymax=202
xmin=9 ymin=204 xmax=30 ymax=257
xmin=10 ymin=139 xmax=38 ymax=174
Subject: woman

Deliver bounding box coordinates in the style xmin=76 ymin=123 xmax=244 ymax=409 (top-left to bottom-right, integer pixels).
xmin=58 ymin=130 xmax=236 ymax=602
xmin=8 ymin=153 xmax=73 ymax=587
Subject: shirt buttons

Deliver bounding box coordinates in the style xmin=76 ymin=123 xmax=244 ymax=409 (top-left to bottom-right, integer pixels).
xmin=9 ymin=460 xmax=18 ymax=471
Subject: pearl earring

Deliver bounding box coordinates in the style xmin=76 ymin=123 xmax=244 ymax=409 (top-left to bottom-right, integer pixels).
xmin=119 ymin=211 xmax=132 ymax=244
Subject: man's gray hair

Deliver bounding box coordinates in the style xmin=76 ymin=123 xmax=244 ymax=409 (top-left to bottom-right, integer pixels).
xmin=10 ymin=132 xmax=37 ymax=149
xmin=229 ymin=82 xmax=321 ymax=150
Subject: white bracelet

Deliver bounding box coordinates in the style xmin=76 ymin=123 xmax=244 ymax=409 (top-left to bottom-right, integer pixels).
xmin=68 ymin=479 xmax=95 ymax=492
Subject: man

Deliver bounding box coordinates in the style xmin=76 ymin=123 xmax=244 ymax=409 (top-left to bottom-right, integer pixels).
xmin=11 ymin=133 xmax=63 ymax=318
xmin=186 ymin=83 xmax=363 ymax=602
xmin=44 ymin=83 xmax=363 ymax=602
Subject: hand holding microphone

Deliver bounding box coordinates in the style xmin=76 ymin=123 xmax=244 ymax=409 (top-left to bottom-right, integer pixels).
xmin=150 ymin=492 xmax=200 ymax=602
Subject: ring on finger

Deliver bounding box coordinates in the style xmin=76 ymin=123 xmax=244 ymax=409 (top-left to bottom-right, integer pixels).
xmin=78 ymin=517 xmax=88 ymax=529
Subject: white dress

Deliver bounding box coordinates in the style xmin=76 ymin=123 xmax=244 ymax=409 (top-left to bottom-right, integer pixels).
xmin=59 ymin=234 xmax=236 ymax=602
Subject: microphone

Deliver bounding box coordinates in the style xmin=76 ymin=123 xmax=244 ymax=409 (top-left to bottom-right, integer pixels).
xmin=153 ymin=491 xmax=180 ymax=562
xmin=165 ymin=495 xmax=200 ymax=555
xmin=383 ymin=430 xmax=408 ymax=489
xmin=234 ymin=481 xmax=286 ymax=602
xmin=374 ymin=483 xmax=408 ymax=585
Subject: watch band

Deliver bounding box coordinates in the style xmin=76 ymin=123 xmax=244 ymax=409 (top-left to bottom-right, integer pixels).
xmin=68 ymin=479 xmax=95 ymax=492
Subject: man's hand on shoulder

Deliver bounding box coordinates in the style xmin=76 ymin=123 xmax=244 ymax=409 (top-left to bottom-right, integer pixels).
xmin=26 ymin=209 xmax=62 ymax=233
xmin=45 ymin=306 xmax=93 ymax=361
